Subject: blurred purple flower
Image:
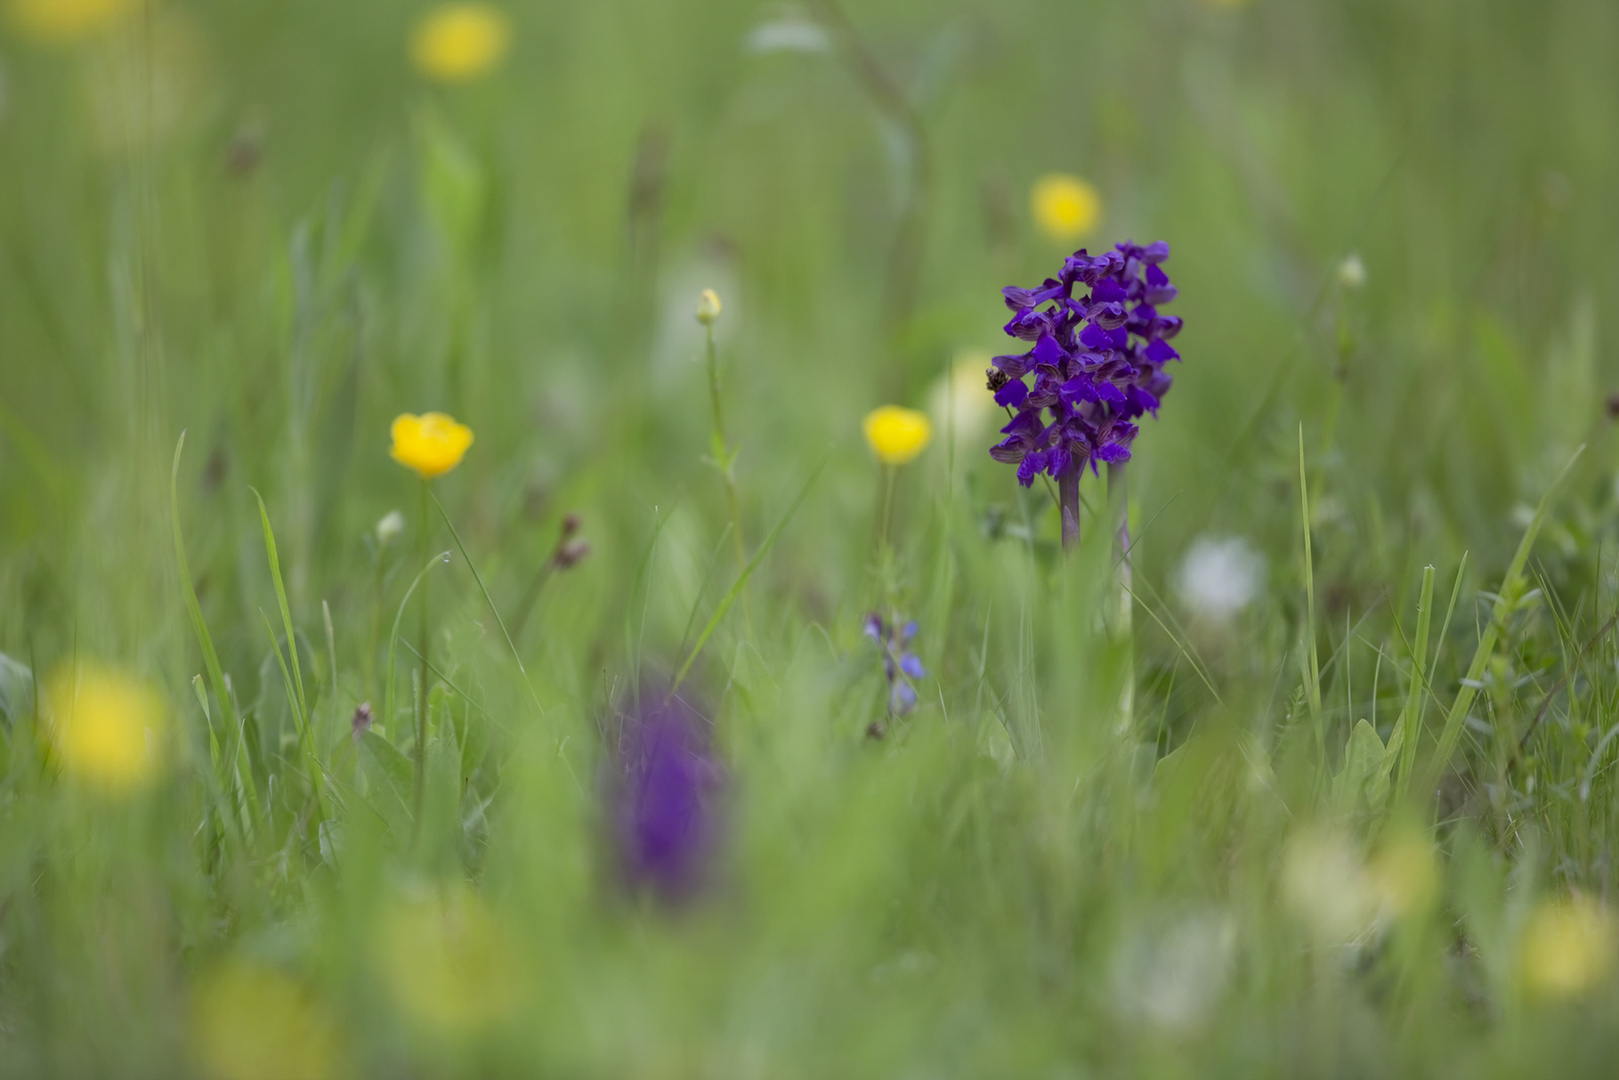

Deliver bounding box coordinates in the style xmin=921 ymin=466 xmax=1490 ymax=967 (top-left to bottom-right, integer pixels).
xmin=610 ymin=691 xmax=724 ymax=903
xmin=989 ymin=241 xmax=1183 ymax=486
xmin=864 ymin=614 xmax=925 ymax=719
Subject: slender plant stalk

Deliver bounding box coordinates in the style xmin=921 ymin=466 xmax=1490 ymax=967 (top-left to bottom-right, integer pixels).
xmin=706 ymin=323 xmax=747 ymax=578
xmin=1394 ymin=565 xmax=1435 ymax=799
xmin=428 ymin=490 xmax=542 ymax=714
xmin=671 ymin=454 xmax=827 ymax=695
xmin=415 ymin=477 xmax=430 ymax=824
xmin=170 ymin=433 xmax=258 ymax=843
xmin=1108 ymin=461 xmax=1133 ymax=733
xmin=1298 ymin=426 xmax=1324 ymax=760
xmin=1059 ymin=464 xmax=1080 ymax=551
xmin=1420 ymin=447 xmax=1583 ymax=801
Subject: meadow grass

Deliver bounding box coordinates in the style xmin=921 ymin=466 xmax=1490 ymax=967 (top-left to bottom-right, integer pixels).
xmin=3 ymin=0 xmax=1619 ymax=1075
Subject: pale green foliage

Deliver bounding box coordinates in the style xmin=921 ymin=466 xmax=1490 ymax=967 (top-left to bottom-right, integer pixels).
xmin=3 ymin=0 xmax=1619 ymax=1076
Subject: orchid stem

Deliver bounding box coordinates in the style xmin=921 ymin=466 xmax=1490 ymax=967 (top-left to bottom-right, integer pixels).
xmin=1059 ymin=465 xmax=1080 ymax=552
xmin=1108 ymin=460 xmax=1134 ymax=733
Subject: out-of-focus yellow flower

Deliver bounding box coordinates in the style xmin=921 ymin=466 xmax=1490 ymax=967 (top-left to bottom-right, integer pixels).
xmin=410 ymin=3 xmax=511 ymax=83
xmin=190 ymin=963 xmax=340 ymax=1080
xmin=84 ymin=7 xmax=207 ymax=155
xmin=863 ymin=405 xmax=933 ymax=466
xmin=695 ymin=287 xmax=722 ymax=326
xmin=378 ymin=885 xmax=519 ymax=1031
xmin=1366 ymin=826 xmax=1439 ymax=921
xmin=1031 ymin=174 xmax=1101 ymax=243
xmin=390 ymin=412 xmax=474 ymax=480
xmin=7 ymin=0 xmax=138 ymax=45
xmin=1521 ymin=895 xmax=1617 ymax=999
xmin=44 ymin=662 xmax=164 ymax=792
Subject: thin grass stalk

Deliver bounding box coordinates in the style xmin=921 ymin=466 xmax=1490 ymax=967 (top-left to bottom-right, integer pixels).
xmin=1394 ymin=564 xmax=1435 ymax=801
xmin=1108 ymin=460 xmax=1132 ymax=733
xmin=1297 ymin=426 xmax=1324 ymax=755
xmin=1420 ymin=446 xmax=1583 ymax=802
xmin=414 ymin=477 xmax=431 ymax=825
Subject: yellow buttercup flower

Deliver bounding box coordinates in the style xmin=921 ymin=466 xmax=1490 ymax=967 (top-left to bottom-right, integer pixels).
xmin=1031 ymin=173 xmax=1101 ymax=243
xmin=410 ymin=3 xmax=511 ymax=83
xmin=1366 ymin=826 xmax=1439 ymax=921
xmin=7 ymin=0 xmax=138 ymax=45
xmin=863 ymin=405 xmax=933 ymax=466
xmin=190 ymin=964 xmax=340 ymax=1080
xmin=1521 ymin=895 xmax=1617 ymax=999
xmin=44 ymin=662 xmax=164 ymax=792
xmin=390 ymin=412 xmax=474 ymax=479
xmin=377 ymin=885 xmax=519 ymax=1031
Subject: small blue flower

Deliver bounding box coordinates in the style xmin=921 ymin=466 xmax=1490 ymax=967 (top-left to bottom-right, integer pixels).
xmin=865 ymin=614 xmax=925 ymax=719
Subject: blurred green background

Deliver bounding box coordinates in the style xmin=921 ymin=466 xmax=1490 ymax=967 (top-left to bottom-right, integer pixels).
xmin=4 ymin=0 xmax=1619 ymax=1076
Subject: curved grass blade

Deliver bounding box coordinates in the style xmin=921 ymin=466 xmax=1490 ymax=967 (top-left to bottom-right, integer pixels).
xmin=1421 ymin=447 xmax=1583 ymax=801
xmin=385 ymin=551 xmax=451 ymax=748
xmin=670 ymin=452 xmax=827 ymax=695
xmin=170 ymin=433 xmax=258 ymax=838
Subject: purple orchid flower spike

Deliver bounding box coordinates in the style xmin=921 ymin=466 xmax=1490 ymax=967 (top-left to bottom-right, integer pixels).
xmin=610 ymin=689 xmax=725 ymax=904
xmin=986 ymin=240 xmax=1182 ymax=546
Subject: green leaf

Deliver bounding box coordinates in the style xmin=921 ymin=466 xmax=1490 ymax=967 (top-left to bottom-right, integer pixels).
xmin=1333 ymin=719 xmax=1392 ymax=814
xmin=359 ymin=729 xmax=415 ymax=839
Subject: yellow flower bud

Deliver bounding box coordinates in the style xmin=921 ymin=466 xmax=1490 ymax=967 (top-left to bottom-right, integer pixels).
xmin=695 ymin=288 xmax=723 ymax=325
xmin=390 ymin=412 xmax=474 ymax=480
xmin=1521 ymin=895 xmax=1617 ymax=999
xmin=7 ymin=0 xmax=139 ymax=45
xmin=863 ymin=406 xmax=933 ymax=466
xmin=410 ymin=3 xmax=511 ymax=83
xmin=1031 ymin=174 xmax=1101 ymax=243
xmin=44 ymin=662 xmax=165 ymax=793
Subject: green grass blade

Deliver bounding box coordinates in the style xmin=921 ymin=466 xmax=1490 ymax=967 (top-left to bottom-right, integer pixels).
xmin=170 ymin=433 xmax=259 ymax=831
xmin=251 ymin=488 xmax=309 ymax=724
xmin=1422 ymin=448 xmax=1583 ymax=799
xmin=385 ymin=552 xmax=450 ymax=744
xmin=670 ymin=452 xmax=827 ymax=695
xmin=1298 ymin=425 xmax=1323 ymax=744
xmin=1394 ymin=564 xmax=1435 ymax=799
xmin=429 ymin=490 xmax=543 ymax=715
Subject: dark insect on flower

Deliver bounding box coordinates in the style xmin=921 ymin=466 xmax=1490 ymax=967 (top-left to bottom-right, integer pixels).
xmin=864 ymin=614 xmax=925 ymax=718
xmin=989 ymin=241 xmax=1182 ymax=486
xmin=986 ymin=368 xmax=1011 ymax=394
xmin=609 ymin=690 xmax=725 ymax=904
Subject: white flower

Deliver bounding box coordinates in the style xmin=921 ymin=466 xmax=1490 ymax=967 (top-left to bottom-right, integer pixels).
xmin=1337 ymin=253 xmax=1366 ymax=290
xmin=1282 ymin=825 xmax=1376 ymax=944
xmin=1112 ymin=911 xmax=1235 ymax=1035
xmin=745 ymin=18 xmax=829 ymax=54
xmin=1176 ymin=536 xmax=1264 ymax=621
xmin=376 ymin=510 xmax=406 ymax=546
